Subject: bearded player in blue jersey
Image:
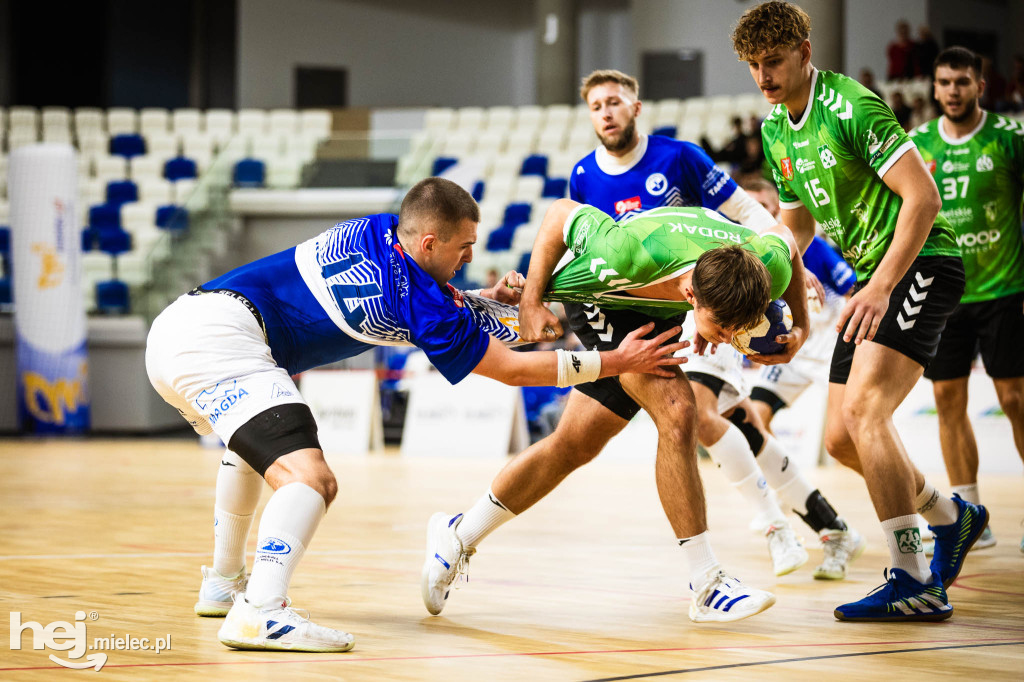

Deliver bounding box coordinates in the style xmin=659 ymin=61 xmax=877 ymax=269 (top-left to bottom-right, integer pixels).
xmin=146 ymin=177 xmax=685 ymax=653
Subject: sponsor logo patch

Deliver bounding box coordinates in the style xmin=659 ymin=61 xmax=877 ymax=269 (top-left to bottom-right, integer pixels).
xmin=614 ymin=196 xmax=642 ymax=215
xmin=781 ymin=157 xmax=794 ymax=180
xmin=645 ymin=172 xmax=668 ymax=196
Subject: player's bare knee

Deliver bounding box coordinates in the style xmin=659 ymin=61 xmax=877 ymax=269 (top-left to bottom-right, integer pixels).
xmin=932 ymin=380 xmax=968 ymax=414
xmin=995 ymin=383 xmax=1024 ymax=420
xmin=695 ymin=410 xmax=724 ymax=447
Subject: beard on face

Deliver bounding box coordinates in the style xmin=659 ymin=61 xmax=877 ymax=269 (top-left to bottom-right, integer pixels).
xmin=598 ymin=118 xmax=637 ymax=152
xmin=944 ymin=95 xmax=979 ymax=123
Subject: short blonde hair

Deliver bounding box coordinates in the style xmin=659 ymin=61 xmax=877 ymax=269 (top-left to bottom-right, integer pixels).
xmin=731 ymin=1 xmax=811 ymax=62
xmin=692 ymin=246 xmax=772 ymax=331
xmin=579 ymin=69 xmax=639 ymax=103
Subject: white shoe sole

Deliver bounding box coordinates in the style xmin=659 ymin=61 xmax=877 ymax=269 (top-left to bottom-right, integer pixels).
xmin=690 ymin=593 xmax=777 ymax=623
xmin=219 ymin=633 xmax=354 ymax=652
xmin=195 ymin=599 xmax=232 ymax=617
xmin=774 ymin=550 xmax=809 ymax=576
xmin=813 ymin=534 xmax=867 ymax=581
xmin=421 ymin=512 xmax=453 ymax=616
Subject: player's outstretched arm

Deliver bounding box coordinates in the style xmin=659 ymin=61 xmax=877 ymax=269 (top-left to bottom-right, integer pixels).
xmin=836 ymin=149 xmax=941 ymax=344
xmin=753 ymin=223 xmax=810 ymax=366
xmin=518 ymin=199 xmax=581 ymax=342
xmin=471 ymin=323 xmax=687 ymax=387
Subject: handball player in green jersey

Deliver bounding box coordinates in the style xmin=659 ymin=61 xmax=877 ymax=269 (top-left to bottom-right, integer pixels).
xmin=911 ymin=46 xmax=1024 ymax=554
xmin=733 ymin=1 xmax=989 ymax=622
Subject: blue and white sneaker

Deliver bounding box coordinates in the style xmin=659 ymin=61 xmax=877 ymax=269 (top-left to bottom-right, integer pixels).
xmin=930 ymin=494 xmax=989 ymax=588
xmin=688 ymin=568 xmax=776 ymax=623
xmin=421 ymin=512 xmax=475 ymax=616
xmin=218 ymin=595 xmax=354 ymax=652
xmin=834 ymin=568 xmax=952 ymax=622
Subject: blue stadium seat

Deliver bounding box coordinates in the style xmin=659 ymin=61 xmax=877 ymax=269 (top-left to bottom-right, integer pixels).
xmin=0 ymin=277 xmax=10 ymax=306
xmin=0 ymin=226 xmax=9 ymax=253
xmin=81 ymin=228 xmax=96 ymax=252
xmin=542 ymin=177 xmax=568 ymax=199
xmin=88 ymin=204 xmax=121 ymax=230
xmin=97 ymin=228 xmax=132 ymax=256
xmin=503 ymin=202 xmax=531 ymax=227
xmin=109 ymin=133 xmax=146 ymax=158
xmin=96 ymin=279 xmax=130 ymax=314
xmin=517 ymin=252 xmax=531 ymax=274
xmin=652 ymin=125 xmax=678 ymax=138
xmin=164 ymin=156 xmax=198 ymax=181
xmin=520 ymin=154 xmax=548 ymax=177
xmin=106 ymin=180 xmax=138 ymax=206
xmin=431 ymin=157 xmax=458 ymax=175
xmin=472 ymin=180 xmax=485 ymax=201
xmin=486 ymin=225 xmax=516 ymax=251
xmin=156 ymin=205 xmax=189 ymax=232
xmin=233 ymin=158 xmax=266 ymax=187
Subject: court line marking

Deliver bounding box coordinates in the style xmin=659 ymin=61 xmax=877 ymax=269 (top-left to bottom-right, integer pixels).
xmin=1 ymin=636 xmax=1020 ymax=672
xmin=580 ymin=640 xmax=1024 ymax=681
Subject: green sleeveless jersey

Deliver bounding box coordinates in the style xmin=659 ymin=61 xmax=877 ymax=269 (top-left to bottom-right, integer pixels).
xmin=760 ymin=69 xmax=959 ymax=280
xmin=909 ymin=111 xmax=1024 ymax=303
xmin=545 ymin=205 xmax=792 ymax=319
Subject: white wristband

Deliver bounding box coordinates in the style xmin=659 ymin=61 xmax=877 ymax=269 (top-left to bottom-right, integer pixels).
xmin=555 ymin=349 xmax=602 ymax=387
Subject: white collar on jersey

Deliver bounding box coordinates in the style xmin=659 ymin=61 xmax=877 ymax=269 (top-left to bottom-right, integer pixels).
xmin=938 ymin=109 xmax=987 ymax=145
xmin=787 ymin=68 xmax=819 ymax=132
xmin=594 ymin=133 xmax=649 ymax=175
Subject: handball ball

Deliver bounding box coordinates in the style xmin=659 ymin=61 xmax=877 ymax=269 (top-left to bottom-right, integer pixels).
xmin=731 ymin=299 xmax=793 ymax=356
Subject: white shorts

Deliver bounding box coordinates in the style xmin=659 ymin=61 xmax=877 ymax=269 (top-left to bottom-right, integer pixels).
xmin=752 ymin=353 xmax=828 ymax=407
xmin=145 ymin=293 xmax=306 ymax=444
xmin=680 ymin=318 xmax=748 ymax=413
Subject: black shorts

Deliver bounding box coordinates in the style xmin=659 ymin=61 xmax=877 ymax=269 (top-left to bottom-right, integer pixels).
xmin=924 ymin=291 xmax=1024 ymax=381
xmin=565 ymin=302 xmax=686 ymax=420
xmin=829 ymin=256 xmax=965 ymax=384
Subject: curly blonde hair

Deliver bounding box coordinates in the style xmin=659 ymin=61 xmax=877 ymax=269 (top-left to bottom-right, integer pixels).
xmin=731 ymin=1 xmax=811 ymax=62
xmin=579 ymin=69 xmax=639 ymax=103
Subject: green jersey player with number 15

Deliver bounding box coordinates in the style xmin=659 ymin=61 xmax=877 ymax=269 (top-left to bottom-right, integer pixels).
xmin=733 ymin=1 xmax=988 ymax=623
xmin=910 ymin=46 xmax=1024 ymax=554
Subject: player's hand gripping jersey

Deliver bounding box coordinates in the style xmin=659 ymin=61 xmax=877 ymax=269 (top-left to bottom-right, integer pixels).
xmin=760 ymin=69 xmax=959 ymax=279
xmin=544 ymin=205 xmax=792 ymax=316
xmin=910 ymin=111 xmax=1024 ymax=303
xmin=199 ymin=214 xmax=520 ymax=382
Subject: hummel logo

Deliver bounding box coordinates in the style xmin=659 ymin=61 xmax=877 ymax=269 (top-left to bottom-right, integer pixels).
xmin=897 ymin=271 xmax=932 ymax=330
xmin=781 ymin=456 xmax=789 ymax=472
xmin=221 ymin=460 xmax=236 ymax=467
xmin=571 ymin=355 xmax=582 ymax=373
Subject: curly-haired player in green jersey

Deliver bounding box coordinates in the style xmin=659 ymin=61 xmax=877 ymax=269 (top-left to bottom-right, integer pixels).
xmin=733 ymin=1 xmax=989 ymax=622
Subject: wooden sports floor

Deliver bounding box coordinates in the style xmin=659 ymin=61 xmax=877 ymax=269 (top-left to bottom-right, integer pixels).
xmin=1 ymin=438 xmax=1021 ymax=681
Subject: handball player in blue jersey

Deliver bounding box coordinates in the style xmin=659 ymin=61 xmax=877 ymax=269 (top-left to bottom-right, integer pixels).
xmin=423 ymin=70 xmax=811 ymax=623
xmin=146 ymin=177 xmax=685 ymax=652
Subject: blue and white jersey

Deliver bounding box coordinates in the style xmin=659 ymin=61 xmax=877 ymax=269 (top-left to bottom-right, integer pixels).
xmin=803 ymin=235 xmax=856 ymax=301
xmin=202 ymin=213 xmax=518 ymax=383
xmin=569 ymin=135 xmax=738 ymax=220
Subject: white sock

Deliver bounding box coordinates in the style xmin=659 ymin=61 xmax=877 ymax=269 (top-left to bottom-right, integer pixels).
xmin=679 ymin=531 xmax=720 ymax=588
xmin=245 ymin=482 xmax=326 ymax=607
xmin=881 ymin=515 xmax=931 ymax=583
xmin=213 ymin=450 xmax=263 ymax=576
xmin=951 ymin=483 xmax=979 ymax=505
xmin=915 ymin=481 xmax=959 ymax=527
xmin=756 ymin=436 xmax=816 ymax=515
xmin=705 ymin=425 xmax=785 ymax=524
xmin=456 ymin=490 xmax=516 ymax=549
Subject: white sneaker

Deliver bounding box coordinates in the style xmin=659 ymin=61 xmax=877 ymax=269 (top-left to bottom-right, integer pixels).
xmin=218 ymin=596 xmax=354 ymax=652
xmin=689 ymin=568 xmax=776 ymax=622
xmin=765 ymin=521 xmax=809 ymax=576
xmin=813 ymin=528 xmax=866 ymax=580
xmin=421 ymin=512 xmax=475 ymax=616
xmin=194 ymin=566 xmax=247 ymax=617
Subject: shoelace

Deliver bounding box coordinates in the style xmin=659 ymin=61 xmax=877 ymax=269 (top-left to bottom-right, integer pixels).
xmin=692 ymin=569 xmax=731 ymax=610
xmin=450 ymin=547 xmax=476 ymax=591
xmin=862 ymin=568 xmax=898 ymax=598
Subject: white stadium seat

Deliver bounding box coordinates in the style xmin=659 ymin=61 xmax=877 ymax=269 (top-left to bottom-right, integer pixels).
xmin=139 ymin=108 xmax=171 ymax=137
xmin=41 ymin=107 xmax=71 ymax=130
xmin=129 ymin=155 xmax=163 ymax=181
xmin=484 ymin=106 xmax=514 ymax=131
xmin=299 ymin=109 xmax=332 ymax=139
xmin=205 ymin=109 xmax=236 ymax=140
xmin=269 ymin=109 xmax=300 ymax=136
xmin=106 ymin=108 xmax=138 ymax=135
xmin=237 ymin=109 xmax=268 ymax=137
xmin=454 ymin=107 xmax=485 ymax=132
xmin=94 ymin=155 xmax=129 ymax=182
xmin=9 ymin=106 xmax=39 ymax=130
xmin=424 ymin=108 xmax=455 ymax=133
xmin=172 ymin=109 xmax=202 ymax=135
xmin=137 ymin=178 xmax=174 ymax=205
xmin=74 ymin=108 xmax=105 ymax=134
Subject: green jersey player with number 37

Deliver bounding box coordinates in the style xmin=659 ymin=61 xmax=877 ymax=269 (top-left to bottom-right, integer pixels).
xmin=733 ymin=1 xmax=989 ymax=623
xmin=910 ymin=47 xmax=1024 ymax=555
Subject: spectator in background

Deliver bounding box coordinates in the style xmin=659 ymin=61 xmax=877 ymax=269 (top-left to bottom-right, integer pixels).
xmin=887 ymin=20 xmax=915 ymax=80
xmin=890 ymin=90 xmax=912 ymax=129
xmin=909 ymin=95 xmax=933 ymax=129
xmin=914 ymin=25 xmax=940 ymax=78
xmin=484 ymin=267 xmax=500 ymax=290
xmin=1006 ymin=55 xmax=1024 ymax=112
xmin=702 ymin=116 xmax=747 ymax=165
xmin=980 ymin=56 xmax=1007 ymax=111
xmin=735 ymin=135 xmax=768 ymax=183
xmin=859 ymin=68 xmax=884 ymax=99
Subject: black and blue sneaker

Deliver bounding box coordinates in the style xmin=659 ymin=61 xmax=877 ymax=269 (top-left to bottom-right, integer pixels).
xmin=834 ymin=568 xmax=952 ymax=622
xmin=930 ymin=494 xmax=989 ymax=588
